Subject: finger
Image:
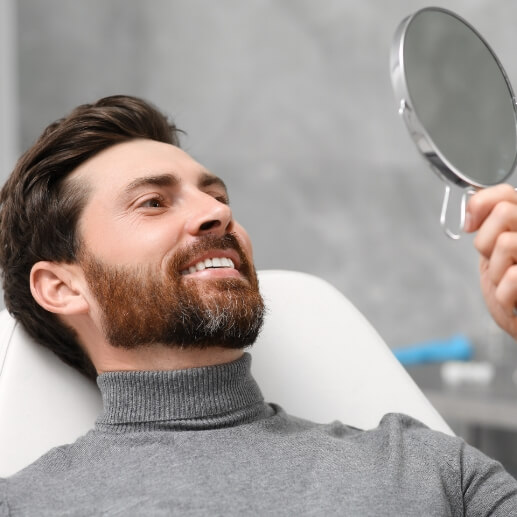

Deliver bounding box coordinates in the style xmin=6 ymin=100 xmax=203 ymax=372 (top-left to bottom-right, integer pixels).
xmin=494 ymin=264 xmax=517 ymax=315
xmin=465 ymin=184 xmax=517 ymax=232
xmin=473 ymin=200 xmax=517 ymax=259
xmin=488 ymin=231 xmax=517 ymax=285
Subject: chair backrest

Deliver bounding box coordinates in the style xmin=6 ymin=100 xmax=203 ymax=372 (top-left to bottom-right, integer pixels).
xmin=0 ymin=269 xmax=452 ymax=477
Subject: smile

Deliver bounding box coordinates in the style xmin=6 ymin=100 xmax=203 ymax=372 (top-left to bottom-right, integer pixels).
xmin=180 ymin=257 xmax=236 ymax=276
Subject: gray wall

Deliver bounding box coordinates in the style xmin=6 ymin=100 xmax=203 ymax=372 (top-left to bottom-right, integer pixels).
xmin=15 ymin=0 xmax=517 ymax=353
xmin=1 ymin=0 xmax=19 ymax=179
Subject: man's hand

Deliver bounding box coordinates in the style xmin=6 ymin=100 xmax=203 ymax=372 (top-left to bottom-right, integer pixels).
xmin=465 ymin=184 xmax=517 ymax=340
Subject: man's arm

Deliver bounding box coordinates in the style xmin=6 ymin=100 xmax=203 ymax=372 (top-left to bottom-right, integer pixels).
xmin=459 ymin=438 xmax=517 ymax=514
xmin=0 ymin=479 xmax=8 ymax=516
xmin=440 ymin=185 xmax=517 ymax=510
xmin=465 ymin=184 xmax=517 ymax=339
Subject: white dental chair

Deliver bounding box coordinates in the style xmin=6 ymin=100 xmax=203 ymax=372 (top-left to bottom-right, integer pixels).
xmin=0 ymin=270 xmax=452 ymax=477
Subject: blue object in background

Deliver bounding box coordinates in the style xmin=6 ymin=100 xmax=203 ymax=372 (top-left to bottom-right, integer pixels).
xmin=393 ymin=334 xmax=473 ymax=366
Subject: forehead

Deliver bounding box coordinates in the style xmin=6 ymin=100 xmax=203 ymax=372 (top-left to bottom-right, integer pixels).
xmin=70 ymin=138 xmax=217 ymax=194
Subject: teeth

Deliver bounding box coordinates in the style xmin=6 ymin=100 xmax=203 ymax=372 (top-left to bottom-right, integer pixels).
xmin=182 ymin=257 xmax=236 ymax=275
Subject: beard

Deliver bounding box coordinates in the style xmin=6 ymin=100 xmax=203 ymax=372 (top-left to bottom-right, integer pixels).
xmin=80 ymin=233 xmax=265 ymax=351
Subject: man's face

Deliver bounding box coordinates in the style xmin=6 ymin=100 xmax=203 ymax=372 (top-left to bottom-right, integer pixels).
xmin=71 ymin=139 xmax=264 ymax=350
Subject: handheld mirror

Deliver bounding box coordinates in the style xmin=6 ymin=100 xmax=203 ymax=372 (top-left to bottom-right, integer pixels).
xmin=390 ymin=7 xmax=517 ymax=238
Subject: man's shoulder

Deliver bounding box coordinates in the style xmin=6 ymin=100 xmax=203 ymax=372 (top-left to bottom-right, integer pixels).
xmin=374 ymin=411 xmax=457 ymax=443
xmin=268 ymin=406 xmax=464 ymax=465
xmin=365 ymin=412 xmax=515 ymax=489
xmin=265 ymin=405 xmax=454 ymax=440
xmin=372 ymin=412 xmax=463 ymax=461
xmin=2 ymin=428 xmax=98 ymax=484
xmin=5 ymin=443 xmax=75 ymax=480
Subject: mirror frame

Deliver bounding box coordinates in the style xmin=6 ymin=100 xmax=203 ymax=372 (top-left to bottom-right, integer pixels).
xmin=390 ymin=6 xmax=517 ymax=189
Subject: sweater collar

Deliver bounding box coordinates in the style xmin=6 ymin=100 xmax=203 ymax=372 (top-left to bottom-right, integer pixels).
xmin=95 ymin=353 xmax=270 ymax=431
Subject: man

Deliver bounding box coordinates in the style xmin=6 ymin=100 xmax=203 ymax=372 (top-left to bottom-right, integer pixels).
xmin=0 ymin=95 xmax=516 ymax=516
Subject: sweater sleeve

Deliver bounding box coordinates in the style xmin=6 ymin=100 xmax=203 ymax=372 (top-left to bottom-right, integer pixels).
xmin=461 ymin=440 xmax=517 ymax=515
xmin=0 ymin=479 xmax=9 ymax=516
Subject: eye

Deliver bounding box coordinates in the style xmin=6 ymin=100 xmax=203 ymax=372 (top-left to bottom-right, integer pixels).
xmin=139 ymin=196 xmax=165 ymax=209
xmin=215 ymin=195 xmax=230 ymax=205
xmin=207 ymin=191 xmax=230 ymax=205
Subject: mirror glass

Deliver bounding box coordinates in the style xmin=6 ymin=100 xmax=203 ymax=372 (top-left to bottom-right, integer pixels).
xmin=391 ymin=7 xmax=517 ymax=188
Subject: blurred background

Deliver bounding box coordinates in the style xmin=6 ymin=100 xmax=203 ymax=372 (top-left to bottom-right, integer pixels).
xmin=2 ymin=0 xmax=517 ymax=474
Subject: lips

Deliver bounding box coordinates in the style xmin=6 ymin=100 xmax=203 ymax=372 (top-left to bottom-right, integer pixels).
xmin=171 ymin=233 xmax=256 ymax=287
xmin=181 ymin=256 xmax=236 ymax=275
xmin=174 ymin=234 xmax=245 ymax=279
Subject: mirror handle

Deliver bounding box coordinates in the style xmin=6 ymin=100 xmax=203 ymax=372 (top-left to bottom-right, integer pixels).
xmin=440 ymin=185 xmax=475 ymax=240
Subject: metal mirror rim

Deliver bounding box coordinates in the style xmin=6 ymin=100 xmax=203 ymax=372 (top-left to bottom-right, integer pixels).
xmin=390 ymin=6 xmax=517 ymax=189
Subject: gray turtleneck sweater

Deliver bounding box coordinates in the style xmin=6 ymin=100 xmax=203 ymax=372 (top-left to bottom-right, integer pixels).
xmin=1 ymin=354 xmax=516 ymax=516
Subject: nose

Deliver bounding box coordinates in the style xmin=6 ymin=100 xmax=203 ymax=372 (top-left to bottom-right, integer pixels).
xmin=185 ymin=191 xmax=233 ymax=237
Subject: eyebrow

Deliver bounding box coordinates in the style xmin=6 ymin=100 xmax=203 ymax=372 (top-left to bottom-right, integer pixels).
xmin=123 ymin=171 xmax=228 ymax=196
xmin=198 ymin=172 xmax=228 ymax=195
xmin=124 ymin=173 xmax=179 ymax=194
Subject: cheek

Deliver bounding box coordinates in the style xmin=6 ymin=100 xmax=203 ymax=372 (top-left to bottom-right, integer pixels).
xmin=234 ymin=223 xmax=255 ymax=261
xmin=80 ymin=211 xmax=181 ymax=265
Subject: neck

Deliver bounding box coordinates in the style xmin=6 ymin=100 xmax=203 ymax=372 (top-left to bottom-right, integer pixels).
xmin=94 ymin=345 xmax=244 ymax=374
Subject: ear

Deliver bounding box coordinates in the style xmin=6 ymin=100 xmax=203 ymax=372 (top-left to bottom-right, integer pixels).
xmin=30 ymin=261 xmax=89 ymax=315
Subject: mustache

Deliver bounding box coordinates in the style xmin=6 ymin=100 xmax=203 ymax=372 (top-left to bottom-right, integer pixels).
xmin=168 ymin=233 xmax=251 ymax=278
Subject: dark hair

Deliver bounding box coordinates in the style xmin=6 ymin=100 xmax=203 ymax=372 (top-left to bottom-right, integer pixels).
xmin=0 ymin=95 xmax=183 ymax=380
